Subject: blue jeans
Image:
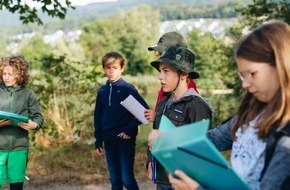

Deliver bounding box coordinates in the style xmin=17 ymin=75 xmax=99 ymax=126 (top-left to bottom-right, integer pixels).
xmin=104 ymin=138 xmax=139 ymax=190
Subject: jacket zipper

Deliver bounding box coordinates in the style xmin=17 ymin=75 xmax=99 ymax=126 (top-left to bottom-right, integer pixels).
xmin=9 ymin=89 xmax=14 ymax=151
xmin=109 ymin=83 xmax=112 ymax=106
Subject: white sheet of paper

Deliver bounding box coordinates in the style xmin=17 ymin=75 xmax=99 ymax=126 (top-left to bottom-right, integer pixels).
xmin=120 ymin=95 xmax=149 ymax=125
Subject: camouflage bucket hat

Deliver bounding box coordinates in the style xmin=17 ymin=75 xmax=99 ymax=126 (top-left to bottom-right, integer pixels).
xmin=148 ymin=31 xmax=188 ymax=53
xmin=150 ymin=45 xmax=199 ymax=79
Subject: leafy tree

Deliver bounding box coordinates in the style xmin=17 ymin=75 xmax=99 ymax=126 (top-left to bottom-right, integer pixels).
xmin=39 ymin=44 xmax=96 ymax=143
xmin=186 ymin=28 xmax=242 ymax=123
xmin=80 ymin=5 xmax=159 ymax=75
xmin=0 ymin=0 xmax=74 ymax=25
xmin=117 ymin=5 xmax=159 ymax=75
xmin=187 ymin=29 xmax=235 ymax=89
xmin=0 ymin=34 xmax=10 ymax=57
xmin=219 ymin=0 xmax=290 ymax=97
xmin=19 ymin=34 xmax=53 ymax=70
xmin=236 ymin=0 xmax=290 ymax=28
xmin=16 ymin=34 xmax=96 ymax=145
xmin=80 ymin=18 xmax=122 ymax=75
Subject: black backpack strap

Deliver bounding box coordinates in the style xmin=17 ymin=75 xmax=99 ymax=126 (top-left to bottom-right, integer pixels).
xmin=260 ymin=123 xmax=290 ymax=180
xmin=281 ymin=176 xmax=290 ymax=190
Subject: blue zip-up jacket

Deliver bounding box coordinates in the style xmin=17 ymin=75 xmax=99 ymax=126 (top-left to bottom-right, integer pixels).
xmin=94 ymin=77 xmax=149 ymax=149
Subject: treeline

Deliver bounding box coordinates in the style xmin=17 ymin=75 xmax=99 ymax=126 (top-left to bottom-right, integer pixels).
xmin=156 ymin=1 xmax=245 ymax=21
xmin=0 ymin=0 xmax=250 ymax=35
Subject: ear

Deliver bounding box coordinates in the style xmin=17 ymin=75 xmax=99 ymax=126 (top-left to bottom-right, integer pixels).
xmin=181 ymin=72 xmax=189 ymax=80
xmin=120 ymin=65 xmax=125 ymax=72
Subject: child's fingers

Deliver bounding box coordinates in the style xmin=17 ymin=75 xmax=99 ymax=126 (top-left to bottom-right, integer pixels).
xmin=170 ymin=170 xmax=199 ymax=190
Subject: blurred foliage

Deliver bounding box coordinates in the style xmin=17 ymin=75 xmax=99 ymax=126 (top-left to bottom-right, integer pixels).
xmin=236 ymin=0 xmax=290 ymax=28
xmin=19 ymin=34 xmax=52 ymax=70
xmin=0 ymin=0 xmax=251 ymax=39
xmin=19 ymin=36 xmax=97 ymax=147
xmin=0 ymin=0 xmax=74 ymax=25
xmin=156 ymin=1 xmax=246 ymax=20
xmin=187 ymin=29 xmax=236 ymax=90
xmin=80 ymin=5 xmax=158 ymax=76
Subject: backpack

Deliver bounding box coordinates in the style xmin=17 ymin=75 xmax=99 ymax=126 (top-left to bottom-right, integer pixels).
xmin=260 ymin=123 xmax=290 ymax=189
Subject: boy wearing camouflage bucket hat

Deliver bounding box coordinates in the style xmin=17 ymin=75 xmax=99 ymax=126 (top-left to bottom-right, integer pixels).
xmin=145 ymin=32 xmax=199 ymax=186
xmin=147 ymin=45 xmax=213 ymax=190
xmin=144 ymin=32 xmax=199 ymax=124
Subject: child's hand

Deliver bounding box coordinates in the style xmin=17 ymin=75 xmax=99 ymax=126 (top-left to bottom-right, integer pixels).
xmin=18 ymin=120 xmax=38 ymax=130
xmin=147 ymin=162 xmax=153 ymax=181
xmin=0 ymin=119 xmax=12 ymax=127
xmin=169 ymin=170 xmax=200 ymax=190
xmin=96 ymin=147 xmax=105 ymax=157
xmin=148 ymin=129 xmax=163 ymax=150
xmin=117 ymin=132 xmax=131 ymax=139
xmin=144 ymin=109 xmax=156 ymax=122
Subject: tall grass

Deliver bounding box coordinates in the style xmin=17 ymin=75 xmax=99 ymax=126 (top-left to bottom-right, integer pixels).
xmin=24 ymin=74 xmax=239 ymax=187
xmin=33 ymin=74 xmax=238 ymax=147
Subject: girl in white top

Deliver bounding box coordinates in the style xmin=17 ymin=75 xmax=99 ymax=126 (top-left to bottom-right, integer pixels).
xmin=167 ymin=20 xmax=290 ymax=190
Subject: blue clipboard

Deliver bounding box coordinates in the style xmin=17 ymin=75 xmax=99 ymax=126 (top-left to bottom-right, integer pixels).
xmin=151 ymin=116 xmax=250 ymax=190
xmin=151 ymin=115 xmax=175 ymax=183
xmin=0 ymin=110 xmax=29 ymax=126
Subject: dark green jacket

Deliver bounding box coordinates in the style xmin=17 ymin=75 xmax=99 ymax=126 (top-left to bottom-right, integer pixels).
xmin=0 ymin=84 xmax=43 ymax=151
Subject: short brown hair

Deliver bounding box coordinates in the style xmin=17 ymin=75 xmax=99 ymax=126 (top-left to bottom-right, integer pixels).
xmin=102 ymin=51 xmax=125 ymax=68
xmin=0 ymin=55 xmax=29 ymax=86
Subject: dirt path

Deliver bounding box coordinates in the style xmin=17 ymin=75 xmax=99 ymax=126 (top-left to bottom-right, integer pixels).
xmin=3 ymin=181 xmax=155 ymax=190
xmin=40 ymin=182 xmax=156 ymax=190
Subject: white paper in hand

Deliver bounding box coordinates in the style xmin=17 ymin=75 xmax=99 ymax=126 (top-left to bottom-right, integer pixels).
xmin=120 ymin=95 xmax=149 ymax=125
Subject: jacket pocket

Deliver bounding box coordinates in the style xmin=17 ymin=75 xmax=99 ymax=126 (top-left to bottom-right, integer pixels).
xmin=167 ymin=110 xmax=185 ymax=125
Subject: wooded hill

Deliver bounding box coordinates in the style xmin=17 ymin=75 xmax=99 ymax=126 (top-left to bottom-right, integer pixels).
xmin=0 ymin=0 xmax=251 ymax=31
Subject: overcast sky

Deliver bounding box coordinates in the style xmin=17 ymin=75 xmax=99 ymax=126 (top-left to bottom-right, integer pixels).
xmin=24 ymin=0 xmax=117 ymax=8
xmin=69 ymin=0 xmax=117 ymax=6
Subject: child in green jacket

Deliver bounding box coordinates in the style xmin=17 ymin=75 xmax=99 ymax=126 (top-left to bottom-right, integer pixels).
xmin=0 ymin=55 xmax=43 ymax=190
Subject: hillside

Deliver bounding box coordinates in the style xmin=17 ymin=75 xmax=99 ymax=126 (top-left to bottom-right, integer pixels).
xmin=0 ymin=0 xmax=251 ymax=33
xmin=64 ymin=0 xmax=251 ymax=19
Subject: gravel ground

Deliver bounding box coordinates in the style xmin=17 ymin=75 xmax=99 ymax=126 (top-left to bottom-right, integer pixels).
xmin=3 ymin=181 xmax=155 ymax=190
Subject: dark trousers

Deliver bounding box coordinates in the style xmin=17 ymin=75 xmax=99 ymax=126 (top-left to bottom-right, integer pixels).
xmin=104 ymin=138 xmax=139 ymax=190
xmin=156 ymin=182 xmax=174 ymax=190
xmin=10 ymin=182 xmax=23 ymax=190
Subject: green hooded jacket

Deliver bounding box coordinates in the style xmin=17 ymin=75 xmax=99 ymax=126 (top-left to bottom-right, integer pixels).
xmin=0 ymin=84 xmax=43 ymax=151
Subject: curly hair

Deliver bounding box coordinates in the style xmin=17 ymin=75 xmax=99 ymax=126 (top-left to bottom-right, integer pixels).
xmin=0 ymin=55 xmax=29 ymax=86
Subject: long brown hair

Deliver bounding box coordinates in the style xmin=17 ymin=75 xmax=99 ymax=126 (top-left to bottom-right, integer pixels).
xmin=232 ymin=20 xmax=290 ymax=139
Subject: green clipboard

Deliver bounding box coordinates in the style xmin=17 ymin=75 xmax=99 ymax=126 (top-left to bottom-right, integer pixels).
xmin=151 ymin=116 xmax=250 ymax=190
xmin=0 ymin=110 xmax=29 ymax=125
